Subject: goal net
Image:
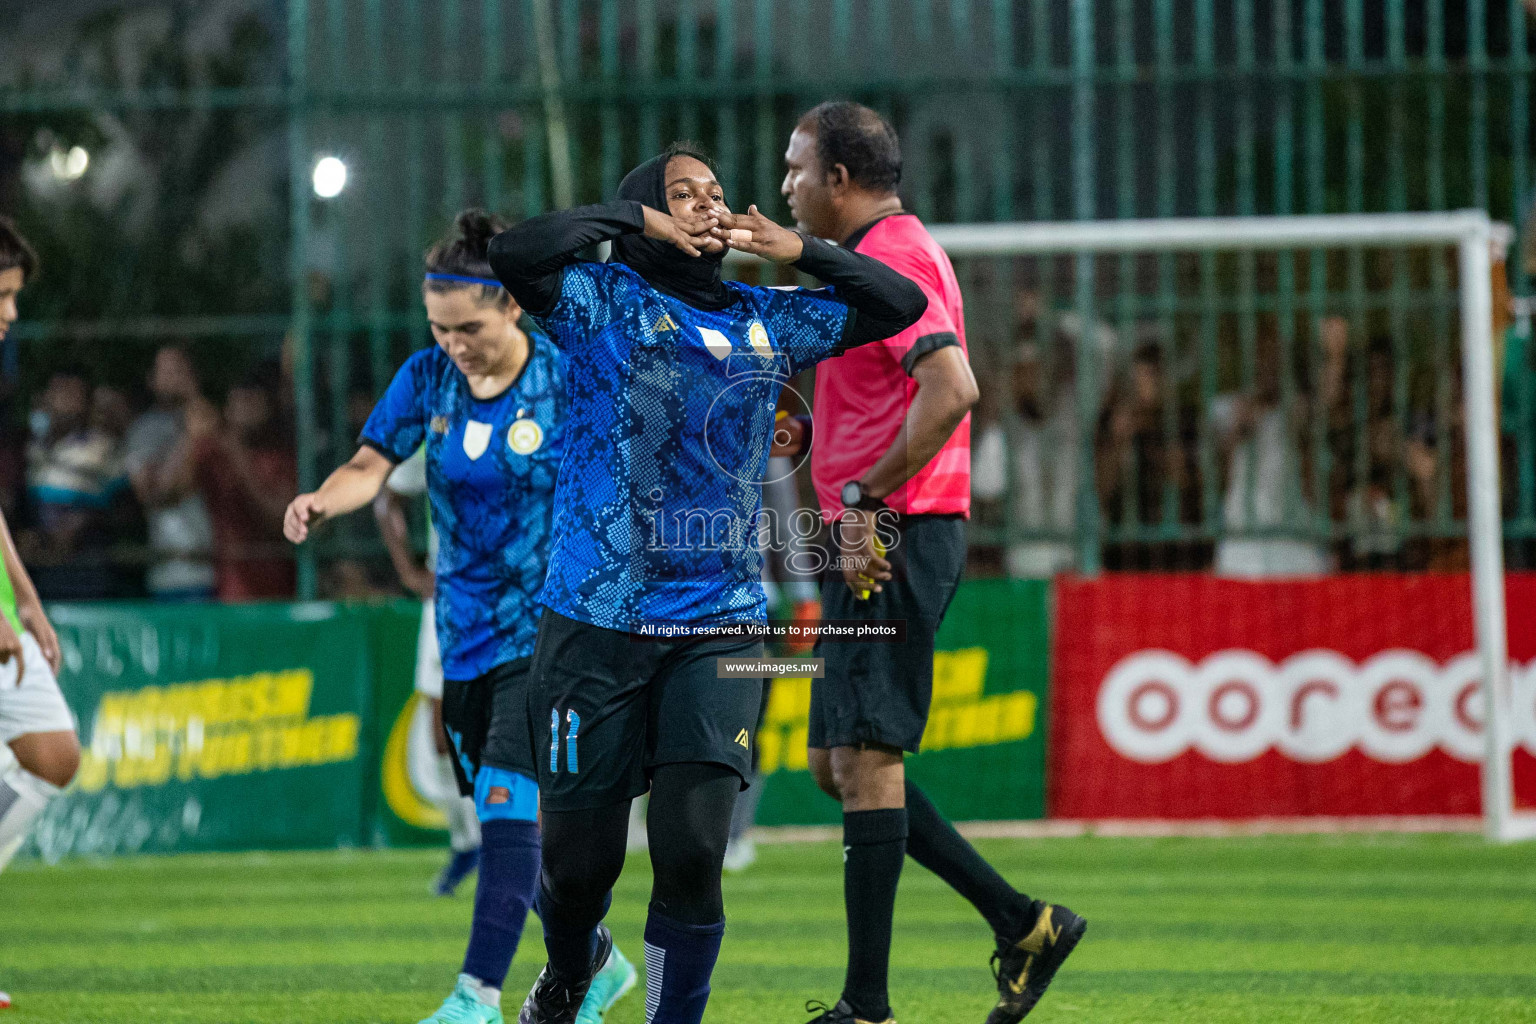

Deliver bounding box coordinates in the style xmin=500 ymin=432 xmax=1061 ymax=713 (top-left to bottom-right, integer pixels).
xmin=934 ymin=213 xmax=1534 ymax=842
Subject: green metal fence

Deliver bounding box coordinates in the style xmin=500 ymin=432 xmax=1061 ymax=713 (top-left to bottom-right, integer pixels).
xmin=3 ymin=0 xmax=1534 ymax=593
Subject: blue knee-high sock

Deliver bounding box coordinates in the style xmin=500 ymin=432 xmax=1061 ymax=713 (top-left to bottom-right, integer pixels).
xmin=462 ymin=819 xmax=541 ymax=988
xmin=642 ymin=908 xmax=724 ymax=1024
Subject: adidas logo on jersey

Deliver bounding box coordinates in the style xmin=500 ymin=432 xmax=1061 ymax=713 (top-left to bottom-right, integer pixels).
xmin=653 ymin=313 xmax=681 ymax=336
xmin=430 ymin=415 xmax=450 ymax=434
xmin=735 ymin=728 xmax=750 ymax=748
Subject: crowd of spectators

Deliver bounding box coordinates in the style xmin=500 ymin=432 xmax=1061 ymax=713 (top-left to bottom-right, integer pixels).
xmin=0 ymin=294 xmax=1500 ymax=603
xmin=971 ymin=293 xmax=1480 ymax=578
xmin=3 ymin=344 xmax=297 ymax=603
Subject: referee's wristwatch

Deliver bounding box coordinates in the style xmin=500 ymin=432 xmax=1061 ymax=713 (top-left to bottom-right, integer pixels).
xmin=840 ymin=480 xmax=886 ymax=512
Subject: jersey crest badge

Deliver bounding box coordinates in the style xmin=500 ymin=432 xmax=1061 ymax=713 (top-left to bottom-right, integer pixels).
xmin=697 ymin=326 xmax=733 ymax=361
xmin=748 ymin=320 xmax=773 ymax=356
xmin=508 ymin=417 xmax=544 ymax=455
xmin=430 ymin=415 xmax=450 ymax=435
xmin=462 ymin=420 xmax=492 ymax=460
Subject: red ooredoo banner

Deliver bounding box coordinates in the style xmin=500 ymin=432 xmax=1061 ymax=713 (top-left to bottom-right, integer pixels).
xmin=1048 ymin=573 xmax=1536 ymax=819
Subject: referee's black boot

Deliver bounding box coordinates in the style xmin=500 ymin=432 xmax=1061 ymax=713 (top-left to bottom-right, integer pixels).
xmin=987 ymin=902 xmax=1087 ymax=1024
xmin=803 ymin=999 xmax=894 ymax=1024
xmin=518 ymin=924 xmax=614 ymax=1024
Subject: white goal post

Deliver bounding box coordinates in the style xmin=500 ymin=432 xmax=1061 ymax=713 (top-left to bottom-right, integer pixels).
xmin=925 ymin=211 xmax=1532 ymax=842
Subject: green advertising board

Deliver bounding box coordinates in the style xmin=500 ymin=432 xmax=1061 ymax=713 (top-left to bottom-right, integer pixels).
xmin=366 ymin=599 xmax=455 ymax=848
xmin=754 ymin=578 xmax=1052 ymax=827
xmin=32 ymin=603 xmax=373 ymax=859
xmin=19 ymin=579 xmax=1050 ymax=858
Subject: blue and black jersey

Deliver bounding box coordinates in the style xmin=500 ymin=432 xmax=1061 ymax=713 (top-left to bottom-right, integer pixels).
xmin=489 ymin=199 xmax=925 ymax=633
xmin=361 ymin=335 xmax=564 ymax=680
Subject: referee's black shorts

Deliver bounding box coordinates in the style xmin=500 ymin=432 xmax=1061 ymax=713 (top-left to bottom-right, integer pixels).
xmin=808 ymin=512 xmax=966 ymax=753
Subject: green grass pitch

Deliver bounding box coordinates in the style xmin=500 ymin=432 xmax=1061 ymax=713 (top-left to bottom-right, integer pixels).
xmin=5 ymin=832 xmax=1536 ymax=1023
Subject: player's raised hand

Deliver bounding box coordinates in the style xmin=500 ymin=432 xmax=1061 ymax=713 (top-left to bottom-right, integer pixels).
xmin=715 ymin=206 xmax=804 ymax=263
xmin=284 ymin=492 xmax=327 ymax=544
xmin=642 ymin=204 xmax=717 ymax=257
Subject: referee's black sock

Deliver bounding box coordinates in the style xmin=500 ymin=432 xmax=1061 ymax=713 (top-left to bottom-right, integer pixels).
xmin=840 ymin=807 xmax=907 ymax=1021
xmin=904 ymin=779 xmax=1034 ymax=941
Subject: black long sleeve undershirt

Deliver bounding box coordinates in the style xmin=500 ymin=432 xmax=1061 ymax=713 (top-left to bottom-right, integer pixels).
xmin=792 ymin=233 xmax=927 ymax=352
xmin=488 ymin=200 xmax=647 ymax=317
xmin=487 ymin=201 xmax=927 ymax=351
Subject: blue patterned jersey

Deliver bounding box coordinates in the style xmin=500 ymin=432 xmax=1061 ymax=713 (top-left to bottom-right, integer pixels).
xmin=530 ymin=260 xmax=851 ymax=631
xmin=361 ymin=335 xmax=564 ymax=679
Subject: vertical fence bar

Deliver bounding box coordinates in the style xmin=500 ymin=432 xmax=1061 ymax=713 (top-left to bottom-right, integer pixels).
xmin=288 ymin=0 xmax=318 ymax=599
xmin=1275 ymin=0 xmax=1298 ymax=536
xmin=912 ymin=0 xmax=939 ymax=220
xmin=1113 ymin=0 xmax=1140 ymax=538
xmin=1470 ymin=0 xmax=1490 ymax=211
xmin=325 ymin=0 xmax=352 ymax=478
xmin=638 ymin=0 xmax=660 ymax=160
xmin=951 ymin=1 xmax=976 ymax=222
xmin=1195 ymin=0 xmax=1220 ymax=537
xmin=1510 ymin=0 xmax=1534 ymax=532
xmin=1155 ymin=0 xmax=1180 ymax=533
xmin=405 ymin=0 xmax=426 ymax=331
xmin=600 ymin=0 xmax=621 ymax=198
xmin=443 ymin=0 xmax=465 ymax=215
xmin=753 ymin=0 xmax=775 ymax=217
xmin=1345 ymin=0 xmax=1369 ymax=541
xmin=1426 ymin=0 xmax=1455 ymax=523
xmin=678 ymin=0 xmax=699 ymax=144
xmin=1305 ymin=0 xmax=1331 ymax=542
xmin=1237 ymin=0 xmax=1261 ymax=533
xmin=991 ymin=0 xmax=1015 ymax=222
xmin=714 ymin=0 xmax=739 ymax=201
xmin=1387 ymin=0 xmax=1413 ymax=523
xmin=1071 ymin=0 xmax=1100 ymax=574
xmin=365 ymin=0 xmax=389 ymax=397
xmin=482 ymin=0 xmax=505 ymax=212
xmin=1031 ymin=0 xmax=1053 ymax=224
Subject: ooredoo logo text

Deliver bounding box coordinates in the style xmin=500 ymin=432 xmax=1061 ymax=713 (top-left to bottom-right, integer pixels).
xmin=1096 ymin=649 xmax=1536 ymax=765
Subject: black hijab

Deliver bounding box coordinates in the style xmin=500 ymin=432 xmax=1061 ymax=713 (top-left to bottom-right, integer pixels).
xmin=610 ymin=147 xmax=735 ymax=312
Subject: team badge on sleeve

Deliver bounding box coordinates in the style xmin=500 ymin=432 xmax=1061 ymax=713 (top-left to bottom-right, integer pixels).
xmin=508 ymin=417 xmax=544 ymax=455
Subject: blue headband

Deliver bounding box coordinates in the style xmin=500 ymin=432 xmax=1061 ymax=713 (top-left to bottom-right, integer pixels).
xmin=425 ymin=272 xmax=503 ymax=289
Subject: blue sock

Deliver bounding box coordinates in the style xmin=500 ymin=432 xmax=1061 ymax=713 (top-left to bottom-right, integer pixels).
xmin=642 ymin=907 xmax=725 ymax=1024
xmin=461 ymin=819 xmax=541 ymax=988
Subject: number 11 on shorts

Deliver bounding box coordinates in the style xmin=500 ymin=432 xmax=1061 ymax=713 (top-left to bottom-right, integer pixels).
xmin=550 ymin=707 xmax=581 ymax=774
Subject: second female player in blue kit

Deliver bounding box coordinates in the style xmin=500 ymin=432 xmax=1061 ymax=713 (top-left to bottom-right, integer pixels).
xmin=283 ymin=211 xmax=636 ymax=1024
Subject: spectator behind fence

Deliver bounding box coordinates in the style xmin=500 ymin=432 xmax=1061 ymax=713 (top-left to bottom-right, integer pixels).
xmin=22 ymin=367 xmax=129 ymax=600
xmin=972 ymin=335 xmax=1080 ymax=577
xmin=161 ymin=369 xmax=297 ymax=601
xmin=1336 ymin=336 xmax=1409 ymax=569
xmin=122 ymin=346 xmax=217 ymax=601
xmin=1209 ymin=319 xmax=1346 ymax=577
xmin=1095 ymin=341 xmax=1199 ymax=569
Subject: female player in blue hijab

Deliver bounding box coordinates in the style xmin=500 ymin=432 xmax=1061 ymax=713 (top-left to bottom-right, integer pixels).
xmin=283 ymin=211 xmax=636 ymax=1024
xmin=487 ymin=144 xmax=926 ymax=1024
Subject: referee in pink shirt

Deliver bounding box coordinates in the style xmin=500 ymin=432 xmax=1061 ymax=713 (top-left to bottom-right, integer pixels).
xmin=778 ymin=102 xmax=1084 ymax=1024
